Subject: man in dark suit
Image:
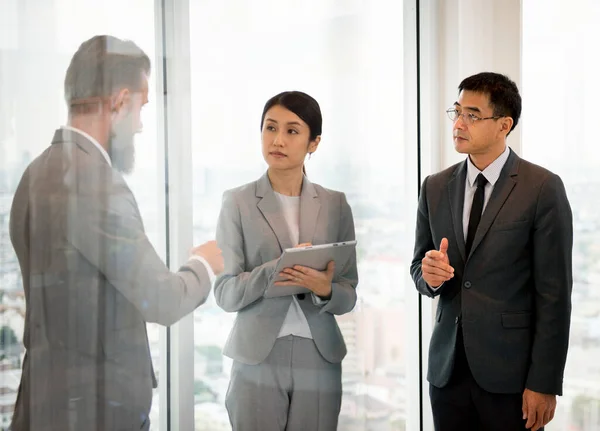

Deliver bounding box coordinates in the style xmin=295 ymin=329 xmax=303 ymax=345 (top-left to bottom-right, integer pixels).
xmin=410 ymin=72 xmax=572 ymax=431
xmin=9 ymin=35 xmax=224 ymax=430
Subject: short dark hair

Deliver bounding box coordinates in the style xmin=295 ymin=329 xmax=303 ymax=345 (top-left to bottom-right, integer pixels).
xmin=260 ymin=91 xmax=322 ymax=141
xmin=458 ymin=72 xmax=522 ymax=134
xmin=64 ymin=35 xmax=151 ymax=114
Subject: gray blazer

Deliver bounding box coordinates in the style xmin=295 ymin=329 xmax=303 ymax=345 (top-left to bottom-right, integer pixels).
xmin=9 ymin=129 xmax=212 ymax=430
xmin=410 ymin=149 xmax=573 ymax=395
xmin=214 ymin=173 xmax=358 ymax=365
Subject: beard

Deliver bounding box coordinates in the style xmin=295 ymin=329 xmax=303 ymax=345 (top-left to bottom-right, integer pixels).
xmin=108 ymin=120 xmax=136 ymax=174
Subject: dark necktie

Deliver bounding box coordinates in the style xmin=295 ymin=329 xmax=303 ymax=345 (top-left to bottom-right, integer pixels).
xmin=465 ymin=173 xmax=488 ymax=256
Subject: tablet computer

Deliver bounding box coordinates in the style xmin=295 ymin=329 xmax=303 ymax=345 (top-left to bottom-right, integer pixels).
xmin=264 ymin=240 xmax=357 ymax=299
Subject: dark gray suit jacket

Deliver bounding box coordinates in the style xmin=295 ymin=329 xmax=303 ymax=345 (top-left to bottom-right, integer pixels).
xmin=410 ymin=149 xmax=573 ymax=395
xmin=214 ymin=173 xmax=358 ymax=365
xmin=9 ymin=129 xmax=212 ymax=430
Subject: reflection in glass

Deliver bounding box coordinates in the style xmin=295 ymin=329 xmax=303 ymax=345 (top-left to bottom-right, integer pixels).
xmin=0 ymin=2 xmax=164 ymax=429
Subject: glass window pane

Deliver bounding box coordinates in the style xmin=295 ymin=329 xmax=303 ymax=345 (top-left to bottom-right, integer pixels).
xmin=523 ymin=0 xmax=600 ymax=429
xmin=190 ymin=1 xmax=417 ymax=429
xmin=0 ymin=1 xmax=165 ymax=429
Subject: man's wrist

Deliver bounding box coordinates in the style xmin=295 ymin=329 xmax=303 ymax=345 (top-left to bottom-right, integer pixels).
xmin=428 ymin=281 xmax=444 ymax=291
xmin=189 ymin=255 xmax=216 ymax=281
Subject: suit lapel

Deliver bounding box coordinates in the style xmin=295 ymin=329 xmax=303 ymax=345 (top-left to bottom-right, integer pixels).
xmin=468 ymin=150 xmax=519 ymax=259
xmin=299 ymin=177 xmax=320 ymax=245
xmin=448 ymin=161 xmax=467 ymax=263
xmin=256 ymin=173 xmax=294 ymax=251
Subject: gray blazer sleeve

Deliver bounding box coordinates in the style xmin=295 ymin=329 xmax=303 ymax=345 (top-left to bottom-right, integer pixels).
xmin=66 ymin=179 xmax=212 ymax=327
xmin=213 ymin=191 xmax=278 ymax=312
xmin=319 ymin=192 xmax=358 ymax=315
xmin=526 ymin=173 xmax=573 ymax=395
xmin=410 ymin=176 xmax=444 ymax=298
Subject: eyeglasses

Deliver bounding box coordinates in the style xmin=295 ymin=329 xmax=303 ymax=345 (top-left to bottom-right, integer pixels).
xmin=446 ymin=108 xmax=502 ymax=125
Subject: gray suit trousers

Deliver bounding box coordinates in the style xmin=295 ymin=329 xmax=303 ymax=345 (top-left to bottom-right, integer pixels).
xmin=225 ymin=336 xmax=342 ymax=431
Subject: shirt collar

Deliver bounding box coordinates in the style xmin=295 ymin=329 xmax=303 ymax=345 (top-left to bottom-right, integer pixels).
xmin=61 ymin=125 xmax=112 ymax=167
xmin=466 ymin=145 xmax=510 ymax=187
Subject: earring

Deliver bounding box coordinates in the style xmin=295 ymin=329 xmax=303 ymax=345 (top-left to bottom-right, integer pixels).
xmin=309 ymin=152 xmax=313 ymax=160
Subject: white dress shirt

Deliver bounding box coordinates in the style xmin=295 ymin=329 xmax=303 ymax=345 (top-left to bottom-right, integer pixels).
xmin=462 ymin=145 xmax=510 ymax=239
xmin=431 ymin=145 xmax=510 ymax=290
xmin=275 ymin=192 xmax=328 ymax=339
xmin=62 ymin=125 xmax=112 ymax=166
xmin=61 ymin=125 xmax=215 ymax=280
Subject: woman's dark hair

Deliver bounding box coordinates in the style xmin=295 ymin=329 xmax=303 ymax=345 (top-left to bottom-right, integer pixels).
xmin=260 ymin=91 xmax=322 ymax=175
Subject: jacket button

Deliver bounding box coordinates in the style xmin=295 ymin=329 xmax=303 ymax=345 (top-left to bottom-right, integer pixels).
xmin=464 ymin=281 xmax=472 ymax=289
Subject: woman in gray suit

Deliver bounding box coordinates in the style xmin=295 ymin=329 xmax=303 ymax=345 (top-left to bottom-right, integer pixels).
xmin=214 ymin=91 xmax=359 ymax=431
